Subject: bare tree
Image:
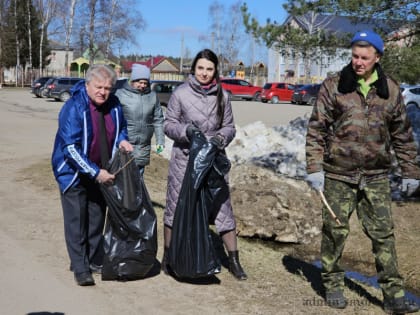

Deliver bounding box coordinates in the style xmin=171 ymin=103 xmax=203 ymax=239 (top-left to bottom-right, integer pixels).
xmin=63 ymin=0 xmax=77 ymax=74
xmin=98 ymin=0 xmax=145 ymax=60
xmin=0 ymin=0 xmax=11 ymax=85
xmin=101 ymin=0 xmax=117 ymax=59
xmin=87 ymin=0 xmax=98 ymax=65
xmin=13 ymin=0 xmax=20 ymax=86
xmin=208 ymin=1 xmax=224 ymax=57
xmin=221 ymin=2 xmax=242 ymax=69
xmin=207 ymin=1 xmax=244 ymax=74
xmin=26 ymin=0 xmax=32 ymax=69
xmin=34 ymin=0 xmax=56 ymax=74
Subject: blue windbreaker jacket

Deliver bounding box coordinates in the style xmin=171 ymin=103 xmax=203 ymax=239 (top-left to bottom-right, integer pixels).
xmin=51 ymin=80 xmax=129 ymax=193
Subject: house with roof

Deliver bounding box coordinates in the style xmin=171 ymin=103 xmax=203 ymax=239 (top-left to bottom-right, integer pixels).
xmin=121 ymin=56 xmax=183 ymax=81
xmin=45 ymin=41 xmax=74 ymax=76
xmin=70 ymin=46 xmax=119 ymax=77
xmin=268 ymin=14 xmax=396 ymax=83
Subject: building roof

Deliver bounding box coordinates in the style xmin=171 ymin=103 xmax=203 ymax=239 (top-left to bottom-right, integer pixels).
xmin=121 ymin=56 xmax=179 ymax=73
xmin=48 ymin=40 xmax=74 ymax=51
xmin=284 ymin=13 xmax=395 ymax=38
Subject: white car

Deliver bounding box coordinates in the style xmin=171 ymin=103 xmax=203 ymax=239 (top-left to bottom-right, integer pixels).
xmin=401 ymin=84 xmax=420 ymax=108
xmin=401 ymin=84 xmax=420 ymax=154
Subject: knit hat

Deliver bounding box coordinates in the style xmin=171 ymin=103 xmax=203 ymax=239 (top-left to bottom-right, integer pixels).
xmin=351 ymin=30 xmax=384 ymax=55
xmin=130 ymin=64 xmax=150 ymax=81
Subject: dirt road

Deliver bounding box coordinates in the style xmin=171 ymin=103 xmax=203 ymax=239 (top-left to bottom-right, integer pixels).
xmin=0 ymin=89 xmax=309 ymax=315
xmin=0 ymin=87 xmax=417 ymax=315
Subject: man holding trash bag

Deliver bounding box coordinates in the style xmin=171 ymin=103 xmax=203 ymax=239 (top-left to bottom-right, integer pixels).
xmin=51 ymin=64 xmax=133 ymax=286
xmin=99 ymin=149 xmax=158 ymax=281
xmin=305 ymin=31 xmax=420 ymax=313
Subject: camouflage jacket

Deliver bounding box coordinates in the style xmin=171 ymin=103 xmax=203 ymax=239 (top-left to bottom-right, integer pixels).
xmin=306 ymin=62 xmax=420 ymax=184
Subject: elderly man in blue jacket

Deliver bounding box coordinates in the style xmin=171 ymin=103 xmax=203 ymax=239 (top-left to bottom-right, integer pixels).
xmin=51 ymin=64 xmax=133 ymax=286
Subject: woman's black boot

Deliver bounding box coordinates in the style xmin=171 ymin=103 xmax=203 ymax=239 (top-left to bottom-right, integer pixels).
xmin=228 ymin=250 xmax=247 ymax=280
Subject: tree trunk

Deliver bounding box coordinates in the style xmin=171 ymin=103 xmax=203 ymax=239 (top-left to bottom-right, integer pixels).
xmin=14 ymin=0 xmax=20 ymax=86
xmin=64 ymin=0 xmax=77 ymax=75
xmin=88 ymin=0 xmax=97 ymax=65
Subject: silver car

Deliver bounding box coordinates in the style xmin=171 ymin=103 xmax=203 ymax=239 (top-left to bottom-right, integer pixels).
xmin=401 ymin=84 xmax=420 ymax=153
xmin=112 ymin=78 xmax=183 ymax=107
xmin=401 ymin=84 xmax=420 ymax=108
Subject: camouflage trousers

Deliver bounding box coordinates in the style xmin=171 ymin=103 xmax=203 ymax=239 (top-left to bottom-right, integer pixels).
xmin=321 ymin=177 xmax=404 ymax=300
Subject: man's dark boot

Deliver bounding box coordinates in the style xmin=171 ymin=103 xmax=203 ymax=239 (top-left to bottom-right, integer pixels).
xmin=383 ymin=296 xmax=419 ymax=314
xmin=325 ymin=291 xmax=347 ymax=309
xmin=161 ymin=247 xmax=169 ymax=275
xmin=74 ymin=271 xmax=95 ymax=286
xmin=228 ymin=250 xmax=247 ymax=280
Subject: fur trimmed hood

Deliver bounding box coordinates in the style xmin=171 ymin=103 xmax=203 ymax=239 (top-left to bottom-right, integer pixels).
xmin=338 ymin=62 xmax=389 ymax=99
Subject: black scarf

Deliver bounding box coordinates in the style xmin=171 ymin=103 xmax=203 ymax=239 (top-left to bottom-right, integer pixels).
xmin=337 ymin=62 xmax=389 ymax=99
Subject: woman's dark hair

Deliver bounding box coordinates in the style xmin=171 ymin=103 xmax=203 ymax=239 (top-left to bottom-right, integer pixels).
xmin=191 ymin=49 xmax=225 ymax=126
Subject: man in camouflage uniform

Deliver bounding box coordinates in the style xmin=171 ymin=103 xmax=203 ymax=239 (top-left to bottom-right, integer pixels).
xmin=305 ymin=30 xmax=420 ymax=313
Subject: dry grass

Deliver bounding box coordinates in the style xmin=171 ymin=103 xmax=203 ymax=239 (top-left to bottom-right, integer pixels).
xmin=17 ymin=154 xmax=419 ymax=315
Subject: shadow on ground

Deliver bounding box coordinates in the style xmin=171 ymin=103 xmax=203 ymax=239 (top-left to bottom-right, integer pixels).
xmin=282 ymin=255 xmax=383 ymax=308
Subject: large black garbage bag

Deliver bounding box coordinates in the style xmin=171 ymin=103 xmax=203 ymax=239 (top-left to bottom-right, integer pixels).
xmin=100 ymin=149 xmax=157 ymax=281
xmin=168 ymin=131 xmax=231 ymax=279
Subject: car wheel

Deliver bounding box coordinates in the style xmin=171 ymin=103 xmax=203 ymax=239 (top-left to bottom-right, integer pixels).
xmin=406 ymin=103 xmax=418 ymax=123
xmin=271 ymin=96 xmax=279 ymax=104
xmin=60 ymin=91 xmax=71 ymax=102
xmin=41 ymin=89 xmax=49 ymax=98
xmin=261 ymin=99 xmax=267 ymax=103
xmin=309 ymin=97 xmax=316 ymax=106
xmin=252 ymin=92 xmax=261 ymax=101
xmin=407 ymin=102 xmax=419 ymax=109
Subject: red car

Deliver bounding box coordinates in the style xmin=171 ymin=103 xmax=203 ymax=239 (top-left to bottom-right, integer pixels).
xmin=261 ymin=82 xmax=296 ymax=103
xmin=220 ymin=78 xmax=262 ymax=101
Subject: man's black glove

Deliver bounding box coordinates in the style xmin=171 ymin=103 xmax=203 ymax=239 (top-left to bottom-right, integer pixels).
xmin=186 ymin=125 xmax=200 ymax=140
xmin=209 ymin=135 xmax=224 ymax=150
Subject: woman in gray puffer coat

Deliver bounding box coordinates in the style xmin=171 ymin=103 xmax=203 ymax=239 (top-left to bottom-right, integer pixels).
xmin=115 ymin=64 xmax=165 ymax=175
xmin=162 ymin=49 xmax=247 ymax=280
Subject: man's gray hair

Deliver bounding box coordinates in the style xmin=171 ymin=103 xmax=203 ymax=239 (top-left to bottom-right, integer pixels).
xmin=85 ymin=64 xmax=117 ymax=85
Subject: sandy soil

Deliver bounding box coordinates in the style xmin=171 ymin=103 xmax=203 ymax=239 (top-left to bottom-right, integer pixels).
xmin=0 ymin=87 xmax=418 ymax=315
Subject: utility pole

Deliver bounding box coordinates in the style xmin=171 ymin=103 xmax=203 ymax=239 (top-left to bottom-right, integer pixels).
xmin=250 ymin=37 xmax=255 ymax=81
xmin=180 ymin=33 xmax=184 ymax=74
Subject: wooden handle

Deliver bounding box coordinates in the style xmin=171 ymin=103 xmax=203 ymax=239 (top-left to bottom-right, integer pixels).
xmin=318 ymin=190 xmax=342 ymax=226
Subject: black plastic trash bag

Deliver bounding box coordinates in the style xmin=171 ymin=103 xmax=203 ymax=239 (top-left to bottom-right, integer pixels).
xmin=168 ymin=131 xmax=231 ymax=279
xmin=100 ymin=149 xmax=157 ymax=281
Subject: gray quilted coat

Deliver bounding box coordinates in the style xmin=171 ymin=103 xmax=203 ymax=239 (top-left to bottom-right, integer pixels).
xmin=164 ymin=75 xmax=236 ymax=233
xmin=115 ymin=82 xmax=165 ymax=167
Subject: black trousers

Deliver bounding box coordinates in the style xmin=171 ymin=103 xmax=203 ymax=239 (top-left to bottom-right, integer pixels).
xmin=60 ymin=175 xmax=106 ymax=274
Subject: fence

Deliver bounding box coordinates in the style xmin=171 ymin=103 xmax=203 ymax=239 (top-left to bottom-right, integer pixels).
xmin=1 ymin=66 xmax=73 ymax=87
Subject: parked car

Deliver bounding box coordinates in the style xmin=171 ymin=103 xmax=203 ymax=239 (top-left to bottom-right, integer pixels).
xmin=45 ymin=77 xmax=83 ymax=102
xmin=260 ymin=82 xmax=296 ymax=103
xmin=401 ymin=84 xmax=420 ymax=109
xmin=151 ymin=80 xmax=184 ymax=106
xmin=36 ymin=77 xmax=56 ymax=98
xmin=31 ymin=76 xmax=55 ymax=97
xmin=220 ymin=78 xmax=262 ymax=101
xmin=401 ymin=85 xmax=420 ymax=155
xmin=112 ymin=78 xmax=183 ymax=107
xmin=401 ymin=84 xmax=420 ymax=140
xmin=112 ymin=77 xmax=129 ymax=92
xmin=291 ymin=84 xmax=321 ymax=106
